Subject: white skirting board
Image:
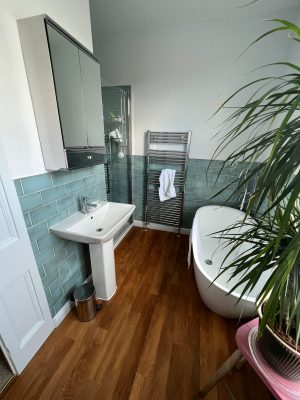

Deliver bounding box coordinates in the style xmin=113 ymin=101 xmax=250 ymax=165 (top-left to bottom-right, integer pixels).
xmin=53 ymin=274 xmax=93 ymax=327
xmin=133 ymin=220 xmax=190 ymax=235
xmin=53 ymin=224 xmax=134 ymax=328
xmin=53 ymin=271 xmax=96 ymax=327
xmin=53 ymin=301 xmax=73 ymax=328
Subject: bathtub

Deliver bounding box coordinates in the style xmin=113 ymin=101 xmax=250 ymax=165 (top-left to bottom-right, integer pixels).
xmin=192 ymin=205 xmax=271 ymax=318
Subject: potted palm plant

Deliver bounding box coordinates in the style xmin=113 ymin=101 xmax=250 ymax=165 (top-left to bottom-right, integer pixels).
xmin=211 ymin=19 xmax=300 ymax=380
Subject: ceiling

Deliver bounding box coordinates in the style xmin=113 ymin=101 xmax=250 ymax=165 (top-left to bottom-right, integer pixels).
xmin=90 ymin=0 xmax=300 ymax=36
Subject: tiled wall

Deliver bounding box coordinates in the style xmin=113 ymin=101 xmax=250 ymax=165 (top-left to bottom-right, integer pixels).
xmin=109 ymin=152 xmax=131 ymax=204
xmin=102 ymin=86 xmax=131 ymax=204
xmin=183 ymin=159 xmax=253 ymax=228
xmin=131 ymin=156 xmax=254 ymax=228
xmin=15 ymin=165 xmax=106 ymax=317
xmin=131 ymin=156 xmax=146 ymax=221
xmin=14 ymin=155 xmax=254 ymax=317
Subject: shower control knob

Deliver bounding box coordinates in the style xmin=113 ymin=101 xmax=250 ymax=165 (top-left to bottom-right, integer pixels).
xmin=87 ymin=155 xmax=92 ymax=160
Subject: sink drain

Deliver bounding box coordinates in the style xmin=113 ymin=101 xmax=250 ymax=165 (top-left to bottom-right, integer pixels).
xmin=205 ymin=259 xmax=213 ymax=265
xmin=96 ymin=228 xmax=103 ymax=232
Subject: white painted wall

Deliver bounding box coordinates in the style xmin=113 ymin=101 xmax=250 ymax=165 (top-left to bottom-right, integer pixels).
xmin=287 ymin=15 xmax=300 ymax=66
xmin=0 ymin=0 xmax=92 ymax=178
xmin=92 ymin=8 xmax=299 ymax=160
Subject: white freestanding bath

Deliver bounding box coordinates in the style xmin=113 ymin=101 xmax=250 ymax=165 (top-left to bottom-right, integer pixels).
xmin=191 ymin=205 xmax=271 ymax=318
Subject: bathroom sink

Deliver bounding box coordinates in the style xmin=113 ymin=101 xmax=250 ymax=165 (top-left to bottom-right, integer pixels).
xmin=51 ymin=202 xmax=135 ymax=244
xmin=51 ymin=201 xmax=135 ymax=301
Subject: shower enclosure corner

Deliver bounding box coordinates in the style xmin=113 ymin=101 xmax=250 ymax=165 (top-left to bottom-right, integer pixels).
xmin=101 ymin=79 xmax=132 ymax=242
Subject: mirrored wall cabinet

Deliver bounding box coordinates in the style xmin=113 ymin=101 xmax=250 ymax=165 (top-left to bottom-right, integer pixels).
xmin=18 ymin=15 xmax=105 ymax=170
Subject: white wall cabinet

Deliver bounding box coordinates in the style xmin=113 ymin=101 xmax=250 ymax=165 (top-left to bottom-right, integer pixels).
xmin=79 ymin=49 xmax=105 ymax=148
xmin=18 ymin=15 xmax=105 ymax=171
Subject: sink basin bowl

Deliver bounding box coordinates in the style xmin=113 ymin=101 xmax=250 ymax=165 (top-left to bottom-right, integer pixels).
xmin=50 ymin=202 xmax=135 ymax=244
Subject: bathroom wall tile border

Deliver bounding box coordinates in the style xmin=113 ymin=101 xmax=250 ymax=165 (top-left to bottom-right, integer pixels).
xmin=131 ymin=155 xmax=258 ymax=228
xmin=15 ymin=164 xmax=107 ymax=317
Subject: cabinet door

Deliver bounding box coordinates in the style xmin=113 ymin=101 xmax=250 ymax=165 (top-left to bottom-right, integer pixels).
xmin=79 ymin=50 xmax=105 ymax=147
xmin=47 ymin=25 xmax=87 ymax=148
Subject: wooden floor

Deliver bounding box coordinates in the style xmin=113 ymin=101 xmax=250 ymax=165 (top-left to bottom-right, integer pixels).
xmin=2 ymin=228 xmax=272 ymax=400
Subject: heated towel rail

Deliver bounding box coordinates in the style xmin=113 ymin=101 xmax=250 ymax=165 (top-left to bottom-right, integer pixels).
xmin=144 ymin=130 xmax=191 ymax=233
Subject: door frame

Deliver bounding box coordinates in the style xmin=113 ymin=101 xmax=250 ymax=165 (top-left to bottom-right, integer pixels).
xmin=0 ymin=139 xmax=54 ymax=374
xmin=0 ymin=336 xmax=16 ymax=375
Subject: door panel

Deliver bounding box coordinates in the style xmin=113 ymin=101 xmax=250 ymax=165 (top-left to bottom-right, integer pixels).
xmin=47 ymin=24 xmax=87 ymax=148
xmin=1 ymin=272 xmax=43 ymax=346
xmin=79 ymin=50 xmax=105 ymax=147
xmin=0 ymin=177 xmax=18 ymax=247
xmin=0 ymin=142 xmax=53 ymax=373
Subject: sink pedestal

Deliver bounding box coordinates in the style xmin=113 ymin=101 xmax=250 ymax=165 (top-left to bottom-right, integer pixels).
xmin=50 ymin=202 xmax=135 ymax=299
xmin=89 ymin=239 xmax=117 ymax=300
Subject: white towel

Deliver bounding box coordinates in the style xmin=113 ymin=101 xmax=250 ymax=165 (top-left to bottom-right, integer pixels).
xmin=159 ymin=169 xmax=176 ymax=202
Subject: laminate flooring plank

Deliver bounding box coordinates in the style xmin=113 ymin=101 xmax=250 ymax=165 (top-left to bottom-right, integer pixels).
xmin=2 ymin=228 xmax=272 ymax=400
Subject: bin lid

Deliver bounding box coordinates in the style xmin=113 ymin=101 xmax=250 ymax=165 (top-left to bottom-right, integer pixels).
xmin=74 ymin=283 xmax=95 ymax=301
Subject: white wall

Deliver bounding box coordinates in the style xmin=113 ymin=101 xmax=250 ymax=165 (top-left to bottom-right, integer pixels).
xmin=0 ymin=0 xmax=92 ymax=178
xmin=92 ymin=8 xmax=298 ymax=160
xmin=287 ymin=15 xmax=300 ymax=66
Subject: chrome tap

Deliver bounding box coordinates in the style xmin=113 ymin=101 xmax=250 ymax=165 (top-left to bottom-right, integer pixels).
xmin=79 ymin=196 xmax=97 ymax=214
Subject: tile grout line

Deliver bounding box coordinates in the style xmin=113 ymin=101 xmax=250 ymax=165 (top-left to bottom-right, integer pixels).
xmin=17 ymin=167 xmax=106 ymax=317
xmin=19 ymin=178 xmax=25 ymax=197
xmin=19 ymin=172 xmax=95 ymax=198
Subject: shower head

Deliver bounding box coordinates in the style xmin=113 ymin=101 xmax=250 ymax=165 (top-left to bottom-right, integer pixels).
xmin=118 ymin=148 xmax=125 ymax=159
xmin=109 ymin=129 xmax=124 ymax=143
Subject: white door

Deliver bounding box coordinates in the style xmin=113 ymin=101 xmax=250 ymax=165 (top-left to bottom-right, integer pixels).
xmin=0 ymin=143 xmax=54 ymax=373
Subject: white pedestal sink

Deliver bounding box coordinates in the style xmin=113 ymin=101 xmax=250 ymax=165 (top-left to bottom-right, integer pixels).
xmin=50 ymin=202 xmax=135 ymax=300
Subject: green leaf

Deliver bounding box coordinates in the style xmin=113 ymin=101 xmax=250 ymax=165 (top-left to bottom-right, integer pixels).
xmin=209 ymin=17 xmax=300 ymax=341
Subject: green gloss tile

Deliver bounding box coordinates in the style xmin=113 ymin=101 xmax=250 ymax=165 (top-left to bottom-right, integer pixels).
xmin=38 ymin=265 xmax=46 ymax=280
xmin=68 ymin=204 xmax=80 ymax=215
xmin=57 ymin=195 xmax=76 ymax=212
xmin=44 ymin=248 xmax=67 ymax=275
xmin=66 ymin=241 xmax=80 ymax=257
xmin=31 ymin=241 xmax=39 ymax=255
xmin=52 ymin=170 xmax=74 ymax=186
xmin=58 ymin=257 xmax=72 ymax=276
xmin=47 ymin=210 xmax=70 ymax=228
xmin=74 ymin=167 xmax=91 ymax=180
xmin=23 ymin=212 xmax=32 ymax=228
xmin=52 ymin=238 xmax=68 ymax=254
xmin=41 ymin=185 xmax=65 ymax=204
xmin=50 ymin=306 xmax=56 ymax=318
xmin=63 ymin=269 xmax=82 ymax=297
xmin=37 ymin=232 xmax=61 ymax=251
xmin=19 ymin=193 xmax=42 ymax=212
xmin=42 ymin=266 xmax=60 ymax=289
xmin=89 ymin=164 xmax=103 ymax=175
xmin=83 ymin=175 xmax=99 ymax=188
xmin=49 ymin=270 xmax=70 ymax=295
xmin=67 ymin=251 xmax=78 ymax=266
xmin=35 ymin=245 xmax=55 ymax=267
xmin=65 ymin=179 xmax=83 ymax=196
xmin=14 ymin=179 xmax=23 ymax=197
xmin=21 ymin=173 xmax=53 ymax=195
xmin=28 ymin=221 xmax=49 ymax=242
xmin=48 ymin=287 xmax=64 ymax=309
xmin=76 ymin=188 xmax=92 ymax=201
xmin=30 ymin=202 xmax=58 ymax=225
xmin=69 ymin=257 xmax=82 ymax=276
xmin=52 ymin=295 xmax=68 ymax=315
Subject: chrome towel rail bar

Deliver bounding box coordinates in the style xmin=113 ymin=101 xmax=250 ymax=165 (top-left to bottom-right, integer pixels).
xmin=144 ymin=130 xmax=191 ymax=233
